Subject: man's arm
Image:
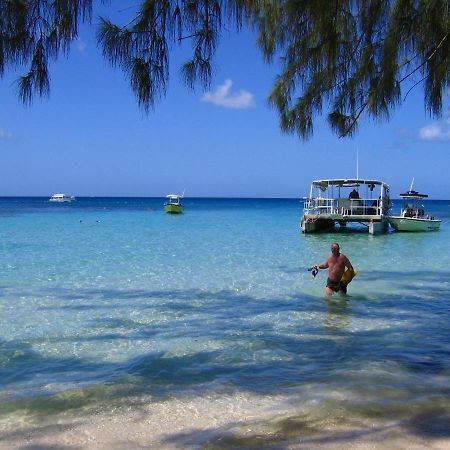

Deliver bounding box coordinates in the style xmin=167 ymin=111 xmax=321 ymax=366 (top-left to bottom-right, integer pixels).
xmin=316 ymin=259 xmax=329 ymax=270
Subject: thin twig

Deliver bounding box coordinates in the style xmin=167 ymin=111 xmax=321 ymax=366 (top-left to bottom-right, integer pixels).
xmin=340 ymin=102 xmax=367 ymax=138
xmin=398 ymin=33 xmax=448 ymax=84
xmin=403 ymin=75 xmax=427 ymax=101
xmin=178 ymin=33 xmax=200 ymax=41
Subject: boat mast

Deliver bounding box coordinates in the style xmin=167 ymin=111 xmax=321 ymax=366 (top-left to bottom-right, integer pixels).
xmin=356 ymin=147 xmax=359 ymax=180
xmin=409 ymin=177 xmax=415 ymax=192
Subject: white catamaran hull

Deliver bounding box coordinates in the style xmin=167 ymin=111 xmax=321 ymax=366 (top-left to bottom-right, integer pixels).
xmin=388 ymin=216 xmax=441 ymax=232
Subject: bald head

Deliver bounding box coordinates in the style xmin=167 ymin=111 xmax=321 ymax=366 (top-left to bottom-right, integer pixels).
xmin=331 ymin=242 xmax=340 ymax=255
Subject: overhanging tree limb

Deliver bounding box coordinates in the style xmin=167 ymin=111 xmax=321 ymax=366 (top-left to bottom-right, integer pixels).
xmin=1 ymin=0 xmax=449 ymax=140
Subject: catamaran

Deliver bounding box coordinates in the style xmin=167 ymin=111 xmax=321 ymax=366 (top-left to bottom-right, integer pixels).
xmin=300 ymin=179 xmax=391 ymax=234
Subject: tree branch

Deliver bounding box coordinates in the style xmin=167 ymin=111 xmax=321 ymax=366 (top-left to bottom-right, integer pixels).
xmin=399 ymin=33 xmax=448 ymax=84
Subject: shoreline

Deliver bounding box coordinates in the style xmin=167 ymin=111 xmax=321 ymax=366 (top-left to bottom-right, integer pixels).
xmin=1 ymin=392 xmax=449 ymax=449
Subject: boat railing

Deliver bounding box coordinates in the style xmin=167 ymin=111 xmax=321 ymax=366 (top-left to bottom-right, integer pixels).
xmin=304 ymin=197 xmax=336 ymax=215
xmin=304 ymin=198 xmax=386 ymax=216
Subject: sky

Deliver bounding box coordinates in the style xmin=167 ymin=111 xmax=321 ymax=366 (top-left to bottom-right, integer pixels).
xmin=1 ymin=4 xmax=450 ymax=199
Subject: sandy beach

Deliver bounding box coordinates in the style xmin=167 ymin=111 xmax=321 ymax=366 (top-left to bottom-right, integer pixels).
xmin=1 ymin=391 xmax=449 ymax=449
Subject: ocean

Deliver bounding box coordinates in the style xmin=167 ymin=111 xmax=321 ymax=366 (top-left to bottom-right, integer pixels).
xmin=0 ymin=197 xmax=449 ymax=449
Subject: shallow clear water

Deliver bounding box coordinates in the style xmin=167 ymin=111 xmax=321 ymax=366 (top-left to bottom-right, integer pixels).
xmin=0 ymin=197 xmax=449 ymax=443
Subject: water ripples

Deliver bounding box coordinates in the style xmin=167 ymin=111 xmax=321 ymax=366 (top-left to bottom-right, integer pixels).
xmin=0 ymin=198 xmax=449 ymax=440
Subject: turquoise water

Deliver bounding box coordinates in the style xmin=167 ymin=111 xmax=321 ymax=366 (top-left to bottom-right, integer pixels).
xmin=0 ymin=197 xmax=449 ymax=445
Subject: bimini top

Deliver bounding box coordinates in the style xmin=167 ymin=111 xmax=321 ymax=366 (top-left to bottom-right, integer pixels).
xmin=166 ymin=194 xmax=182 ymax=199
xmin=311 ymin=179 xmax=388 ymax=188
xmin=399 ymin=190 xmax=428 ymax=198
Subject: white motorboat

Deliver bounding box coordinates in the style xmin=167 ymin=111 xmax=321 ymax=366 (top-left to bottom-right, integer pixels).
xmin=49 ymin=193 xmax=75 ymax=202
xmin=300 ymin=179 xmax=391 ymax=235
xmin=387 ymin=183 xmax=441 ymax=232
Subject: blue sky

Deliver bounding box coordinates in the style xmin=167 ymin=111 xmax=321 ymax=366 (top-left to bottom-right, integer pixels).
xmin=1 ymin=5 xmax=450 ymax=199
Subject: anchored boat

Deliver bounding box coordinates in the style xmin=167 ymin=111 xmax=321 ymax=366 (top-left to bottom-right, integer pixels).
xmin=164 ymin=194 xmax=184 ymax=214
xmin=387 ymin=185 xmax=441 ymax=232
xmin=49 ymin=193 xmax=75 ymax=202
xmin=300 ymin=179 xmax=390 ymax=235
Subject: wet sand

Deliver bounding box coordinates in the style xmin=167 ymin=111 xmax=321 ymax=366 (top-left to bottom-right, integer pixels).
xmin=1 ymin=393 xmax=449 ymax=450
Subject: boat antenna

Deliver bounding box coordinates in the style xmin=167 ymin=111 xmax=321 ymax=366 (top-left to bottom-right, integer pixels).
xmin=356 ymin=147 xmax=359 ymax=180
xmin=182 ymin=188 xmax=186 ymax=198
xmin=409 ymin=177 xmax=414 ymax=192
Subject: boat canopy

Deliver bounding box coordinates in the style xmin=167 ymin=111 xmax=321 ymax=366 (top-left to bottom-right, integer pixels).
xmin=399 ymin=190 xmax=428 ymax=198
xmin=166 ymin=194 xmax=182 ymax=199
xmin=311 ymin=179 xmax=387 ymax=189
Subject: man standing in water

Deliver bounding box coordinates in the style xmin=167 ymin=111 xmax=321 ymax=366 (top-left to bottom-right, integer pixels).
xmin=313 ymin=243 xmax=354 ymax=295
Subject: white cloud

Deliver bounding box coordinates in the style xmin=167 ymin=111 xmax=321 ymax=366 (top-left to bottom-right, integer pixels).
xmin=75 ymin=38 xmax=87 ymax=53
xmin=419 ymin=122 xmax=450 ymax=141
xmin=201 ymin=79 xmax=255 ymax=109
xmin=0 ymin=129 xmax=14 ymax=140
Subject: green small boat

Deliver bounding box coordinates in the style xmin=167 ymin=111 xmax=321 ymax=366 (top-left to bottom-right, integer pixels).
xmin=164 ymin=194 xmax=184 ymax=214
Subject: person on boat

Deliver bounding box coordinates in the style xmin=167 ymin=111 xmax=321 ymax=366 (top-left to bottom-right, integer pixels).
xmin=312 ymin=243 xmax=354 ymax=295
xmin=349 ymin=189 xmax=359 ymax=199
